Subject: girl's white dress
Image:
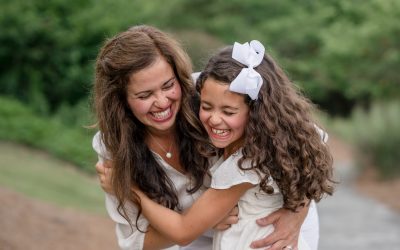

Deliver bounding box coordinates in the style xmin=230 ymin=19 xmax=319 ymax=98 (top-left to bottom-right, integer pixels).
xmin=210 ymin=150 xmax=311 ymax=250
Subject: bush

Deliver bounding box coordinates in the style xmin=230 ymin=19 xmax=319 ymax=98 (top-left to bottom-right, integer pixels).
xmin=0 ymin=96 xmax=97 ymax=174
xmin=331 ymin=100 xmax=400 ymax=178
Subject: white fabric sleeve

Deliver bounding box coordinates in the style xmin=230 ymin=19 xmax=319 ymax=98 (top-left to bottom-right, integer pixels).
xmin=105 ymin=194 xmax=149 ymax=250
xmin=191 ymin=72 xmax=201 ymax=82
xmin=92 ymin=131 xmax=111 ymax=163
xmin=92 ymin=131 xmax=149 ymax=250
xmin=210 ymin=160 xmax=260 ymax=189
xmin=314 ymin=124 xmax=328 ymax=143
xmin=300 ymin=200 xmax=319 ymax=250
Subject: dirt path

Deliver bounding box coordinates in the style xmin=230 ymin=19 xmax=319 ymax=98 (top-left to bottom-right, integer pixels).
xmin=0 ymin=186 xmax=117 ymax=250
xmin=319 ymin=136 xmax=400 ymax=249
xmin=0 ymin=135 xmax=398 ymax=250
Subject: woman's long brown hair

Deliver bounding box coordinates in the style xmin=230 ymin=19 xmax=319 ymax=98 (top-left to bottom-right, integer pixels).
xmin=93 ymin=25 xmax=209 ymax=229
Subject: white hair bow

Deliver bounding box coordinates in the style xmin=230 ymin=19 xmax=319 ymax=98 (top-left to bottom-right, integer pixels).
xmin=229 ymin=40 xmax=265 ymax=100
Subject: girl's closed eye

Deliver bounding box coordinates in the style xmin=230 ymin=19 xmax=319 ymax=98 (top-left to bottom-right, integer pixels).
xmin=200 ymin=104 xmax=212 ymax=111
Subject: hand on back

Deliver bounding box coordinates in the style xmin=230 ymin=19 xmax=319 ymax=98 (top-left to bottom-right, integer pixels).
xmin=95 ymin=160 xmax=114 ymax=194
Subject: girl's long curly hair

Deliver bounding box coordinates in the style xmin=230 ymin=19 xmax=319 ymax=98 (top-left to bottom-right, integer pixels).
xmin=93 ymin=25 xmax=209 ymax=228
xmin=196 ymin=46 xmax=335 ymax=211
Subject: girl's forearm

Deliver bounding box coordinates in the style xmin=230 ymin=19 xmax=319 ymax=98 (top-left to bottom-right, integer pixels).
xmin=135 ymin=183 xmax=252 ymax=246
xmin=143 ymin=225 xmax=176 ymax=250
xmin=139 ymin=192 xmax=197 ymax=246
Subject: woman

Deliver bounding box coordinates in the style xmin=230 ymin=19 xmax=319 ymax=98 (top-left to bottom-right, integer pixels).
xmin=93 ymin=25 xmax=316 ymax=250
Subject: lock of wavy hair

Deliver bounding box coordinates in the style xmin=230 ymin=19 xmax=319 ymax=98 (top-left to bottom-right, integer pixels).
xmin=196 ymin=45 xmax=335 ymax=211
xmin=93 ymin=25 xmax=209 ymax=229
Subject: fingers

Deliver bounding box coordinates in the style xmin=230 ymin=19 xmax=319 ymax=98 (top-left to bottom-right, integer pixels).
xmin=213 ymin=215 xmax=239 ymax=231
xmin=264 ymin=240 xmax=298 ymax=250
xmin=213 ymin=224 xmax=231 ymax=230
xmin=269 ymin=238 xmax=298 ymax=250
xmin=256 ymin=209 xmax=280 ymax=226
xmin=95 ymin=161 xmax=114 ymax=194
xmin=95 ymin=161 xmax=105 ymax=175
xmin=250 ymin=231 xmax=278 ymax=249
xmin=229 ymin=205 xmax=239 ymax=216
xmin=104 ymin=160 xmax=113 ymax=168
xmin=225 ymin=215 xmax=239 ymax=225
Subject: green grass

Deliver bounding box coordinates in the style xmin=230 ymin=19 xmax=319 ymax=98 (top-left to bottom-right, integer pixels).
xmin=0 ymin=141 xmax=106 ymax=214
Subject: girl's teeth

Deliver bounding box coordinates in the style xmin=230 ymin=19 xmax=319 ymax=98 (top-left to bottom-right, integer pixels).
xmin=211 ymin=128 xmax=229 ymax=136
xmin=152 ymin=108 xmax=170 ymax=119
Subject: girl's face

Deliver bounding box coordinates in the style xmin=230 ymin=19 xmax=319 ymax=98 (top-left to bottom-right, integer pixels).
xmin=126 ymin=56 xmax=182 ymax=135
xmin=199 ymin=78 xmax=249 ymax=157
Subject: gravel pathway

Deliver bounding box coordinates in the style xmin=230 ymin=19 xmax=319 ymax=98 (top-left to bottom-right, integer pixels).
xmin=318 ymin=160 xmax=400 ymax=249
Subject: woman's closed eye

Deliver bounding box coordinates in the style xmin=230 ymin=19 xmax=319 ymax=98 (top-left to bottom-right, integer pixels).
xmin=137 ymin=92 xmax=152 ymax=99
xmin=223 ymin=111 xmax=235 ymax=116
xmin=162 ymin=79 xmax=175 ymax=91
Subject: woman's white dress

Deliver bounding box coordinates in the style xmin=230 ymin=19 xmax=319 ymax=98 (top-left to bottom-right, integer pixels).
xmin=92 ymin=131 xmax=213 ymax=250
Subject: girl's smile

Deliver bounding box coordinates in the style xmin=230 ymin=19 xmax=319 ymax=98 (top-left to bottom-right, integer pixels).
xmin=199 ymin=78 xmax=249 ymax=158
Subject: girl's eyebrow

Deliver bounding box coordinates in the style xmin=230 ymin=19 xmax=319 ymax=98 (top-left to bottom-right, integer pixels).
xmin=200 ymin=100 xmax=239 ymax=110
xmin=222 ymin=105 xmax=239 ymax=110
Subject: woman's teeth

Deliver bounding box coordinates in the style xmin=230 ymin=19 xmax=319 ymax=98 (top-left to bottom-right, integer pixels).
xmin=152 ymin=108 xmax=170 ymax=119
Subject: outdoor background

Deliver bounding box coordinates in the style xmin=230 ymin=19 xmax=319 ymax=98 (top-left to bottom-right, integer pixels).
xmin=0 ymin=0 xmax=399 ymax=249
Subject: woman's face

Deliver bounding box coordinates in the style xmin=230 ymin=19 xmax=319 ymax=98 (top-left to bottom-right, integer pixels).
xmin=126 ymin=56 xmax=182 ymax=134
xmin=199 ymin=78 xmax=249 ymax=157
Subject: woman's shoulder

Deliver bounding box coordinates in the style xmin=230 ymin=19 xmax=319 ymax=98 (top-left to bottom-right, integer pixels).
xmin=92 ymin=131 xmax=111 ymax=161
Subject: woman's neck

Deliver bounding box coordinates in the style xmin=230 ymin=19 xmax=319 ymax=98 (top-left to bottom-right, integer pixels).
xmin=146 ymin=126 xmax=176 ymax=139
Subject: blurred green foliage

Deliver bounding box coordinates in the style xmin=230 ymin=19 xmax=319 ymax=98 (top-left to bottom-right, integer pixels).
xmin=330 ymin=101 xmax=400 ymax=178
xmin=167 ymin=0 xmax=400 ymax=115
xmin=1 ymin=0 xmax=399 ymax=115
xmin=0 ymin=0 xmax=399 ymax=175
xmin=0 ymin=96 xmax=96 ymax=173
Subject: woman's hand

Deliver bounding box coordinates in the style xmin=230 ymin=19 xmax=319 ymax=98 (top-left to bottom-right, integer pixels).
xmin=95 ymin=160 xmax=114 ymax=194
xmin=213 ymin=205 xmax=239 ymax=230
xmin=250 ymin=206 xmax=309 ymax=250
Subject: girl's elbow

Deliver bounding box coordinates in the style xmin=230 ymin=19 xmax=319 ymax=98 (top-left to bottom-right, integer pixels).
xmin=173 ymin=233 xmax=197 ymax=246
xmin=177 ymin=239 xmax=194 ymax=247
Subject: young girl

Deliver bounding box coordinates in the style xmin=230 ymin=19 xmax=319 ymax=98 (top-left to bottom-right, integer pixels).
xmin=132 ymin=40 xmax=334 ymax=250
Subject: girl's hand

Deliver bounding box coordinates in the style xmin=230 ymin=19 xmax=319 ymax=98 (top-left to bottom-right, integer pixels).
xmin=250 ymin=207 xmax=309 ymax=250
xmin=213 ymin=205 xmax=239 ymax=230
xmin=95 ymin=160 xmax=114 ymax=194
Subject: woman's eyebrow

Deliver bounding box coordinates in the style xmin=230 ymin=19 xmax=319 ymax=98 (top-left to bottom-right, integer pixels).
xmin=163 ymin=76 xmax=176 ymax=85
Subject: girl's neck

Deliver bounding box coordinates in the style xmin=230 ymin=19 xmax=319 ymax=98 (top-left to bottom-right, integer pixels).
xmin=223 ymin=139 xmax=244 ymax=160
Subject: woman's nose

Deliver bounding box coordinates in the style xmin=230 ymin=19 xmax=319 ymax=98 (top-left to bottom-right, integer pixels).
xmin=155 ymin=93 xmax=169 ymax=108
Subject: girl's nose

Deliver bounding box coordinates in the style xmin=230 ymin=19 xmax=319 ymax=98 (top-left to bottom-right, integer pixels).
xmin=209 ymin=113 xmax=222 ymax=125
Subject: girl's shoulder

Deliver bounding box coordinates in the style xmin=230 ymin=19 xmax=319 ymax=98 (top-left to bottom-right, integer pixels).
xmin=210 ymin=151 xmax=260 ymax=190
